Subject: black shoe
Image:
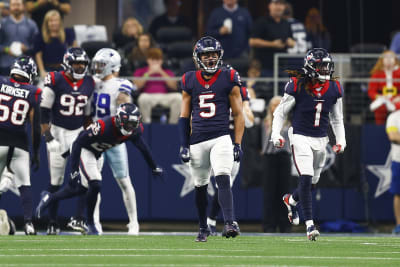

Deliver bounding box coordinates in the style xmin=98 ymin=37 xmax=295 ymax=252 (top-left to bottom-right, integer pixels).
xmin=195 ymin=227 xmax=211 ymax=242
xmin=67 ymin=217 xmax=88 ymax=233
xmin=47 ymin=223 xmax=60 ymax=235
xmin=24 ymin=222 xmax=36 ymax=235
xmin=222 ymin=221 xmax=240 ymax=238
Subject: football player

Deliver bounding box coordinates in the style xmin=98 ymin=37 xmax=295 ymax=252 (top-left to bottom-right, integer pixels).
xmin=272 ymin=48 xmax=346 ymax=241
xmin=0 ymin=56 xmax=41 ymax=235
xmin=207 ymin=83 xmax=254 ymax=236
xmin=89 ymin=48 xmax=140 ymax=235
xmin=40 ymin=47 xmax=94 ymax=234
xmin=179 ymin=36 xmax=245 ymax=242
xmin=36 ymin=103 xmax=163 ymax=235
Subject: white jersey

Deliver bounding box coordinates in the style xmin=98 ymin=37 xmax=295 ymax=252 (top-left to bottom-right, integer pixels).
xmin=92 ymin=76 xmax=136 ymax=119
xmin=386 ymin=110 xmax=400 ymax=162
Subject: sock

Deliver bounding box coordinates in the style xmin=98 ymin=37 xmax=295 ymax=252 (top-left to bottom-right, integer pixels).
xmin=292 ymin=188 xmax=299 ymax=202
xmin=215 ymin=175 xmax=234 ymax=223
xmin=298 ymin=175 xmax=313 ymax=221
xmin=306 ymin=219 xmax=314 ymax=228
xmin=209 ymin=189 xmax=220 ymax=221
xmin=75 ymin=194 xmax=86 ymax=220
xmin=116 ymin=177 xmax=138 ymax=224
xmin=195 ymin=184 xmax=208 ymax=229
xmin=86 ymin=180 xmax=102 ymax=225
xmin=47 ymin=185 xmax=60 ymax=223
xmin=51 ymin=183 xmax=87 ymax=202
xmin=289 ymin=195 xmax=298 ymax=206
xmin=18 ymin=186 xmax=33 ymax=222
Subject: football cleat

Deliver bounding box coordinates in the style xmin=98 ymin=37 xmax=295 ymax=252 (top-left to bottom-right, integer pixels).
xmin=47 ymin=222 xmax=60 ymax=235
xmin=392 ymin=224 xmax=400 ymax=234
xmin=86 ymin=223 xmax=100 ymax=235
xmin=0 ymin=209 xmax=10 ymax=235
xmin=67 ymin=217 xmax=88 ymax=233
xmin=282 ymin=194 xmax=300 ymax=225
xmin=24 ymin=222 xmax=36 ymax=235
xmin=35 ymin=190 xmax=50 ymax=219
xmin=127 ymin=221 xmax=139 ymax=236
xmin=222 ymin=221 xmax=240 ymax=238
xmin=195 ymin=227 xmax=211 ymax=242
xmin=307 ymin=225 xmax=320 ymax=241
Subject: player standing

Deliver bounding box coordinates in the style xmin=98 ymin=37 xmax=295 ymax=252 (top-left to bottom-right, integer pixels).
xmin=0 ymin=56 xmax=41 ymax=235
xmin=40 ymin=47 xmax=94 ymax=234
xmin=36 ymin=103 xmax=163 ymax=235
xmin=179 ymin=36 xmax=245 ymax=242
xmin=90 ymin=48 xmax=140 ymax=235
xmin=272 ymin=48 xmax=346 ymax=241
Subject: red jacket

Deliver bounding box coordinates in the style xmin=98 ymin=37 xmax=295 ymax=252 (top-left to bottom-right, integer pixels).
xmin=368 ymin=68 xmax=400 ymax=124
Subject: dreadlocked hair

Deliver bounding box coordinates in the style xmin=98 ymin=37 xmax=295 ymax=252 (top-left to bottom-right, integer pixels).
xmin=285 ymin=69 xmax=339 ymax=96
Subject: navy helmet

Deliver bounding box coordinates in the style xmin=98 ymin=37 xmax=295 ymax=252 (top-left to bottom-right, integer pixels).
xmin=303 ymin=48 xmax=334 ymax=82
xmin=193 ymin=36 xmax=224 ymax=74
xmin=10 ymin=56 xmax=38 ymax=84
xmin=62 ymin=47 xmax=90 ymax=80
xmin=115 ymin=103 xmax=141 ymax=135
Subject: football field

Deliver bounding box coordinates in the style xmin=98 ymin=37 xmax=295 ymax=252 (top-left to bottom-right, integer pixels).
xmin=0 ymin=233 xmax=400 ymax=266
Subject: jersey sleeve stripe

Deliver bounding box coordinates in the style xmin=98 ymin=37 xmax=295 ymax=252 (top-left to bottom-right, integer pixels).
xmin=120 ymin=84 xmax=133 ymax=90
xmin=335 ymin=81 xmax=342 ymax=95
xmin=387 ymin=126 xmax=399 ymax=133
xmin=50 ymin=72 xmax=55 ymax=86
xmin=98 ymin=119 xmax=105 ymax=135
xmin=182 ymin=73 xmax=186 ymax=87
xmin=118 ymin=87 xmax=131 ymax=93
xmin=291 ymin=77 xmax=298 ymax=92
xmin=230 ymin=69 xmax=235 ymax=82
xmin=35 ymin=88 xmax=42 ymax=102
xmin=241 ymin=86 xmax=248 ymax=99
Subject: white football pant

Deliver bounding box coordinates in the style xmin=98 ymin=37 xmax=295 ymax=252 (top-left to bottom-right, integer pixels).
xmin=0 ymin=146 xmax=30 ymax=188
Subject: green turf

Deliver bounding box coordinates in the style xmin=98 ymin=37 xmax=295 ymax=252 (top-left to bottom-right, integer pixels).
xmin=0 ymin=235 xmax=400 ymax=266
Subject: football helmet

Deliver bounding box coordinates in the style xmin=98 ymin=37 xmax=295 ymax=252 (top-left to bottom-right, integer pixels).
xmin=62 ymin=47 xmax=90 ymax=80
xmin=303 ymin=48 xmax=334 ymax=82
xmin=193 ymin=36 xmax=224 ymax=74
xmin=92 ymin=48 xmax=121 ymax=79
xmin=115 ymin=103 xmax=141 ymax=136
xmin=10 ymin=56 xmax=37 ymax=84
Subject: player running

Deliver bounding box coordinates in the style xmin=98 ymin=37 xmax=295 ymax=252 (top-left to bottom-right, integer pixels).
xmin=179 ymin=36 xmax=245 ymax=242
xmin=0 ymin=56 xmax=41 ymax=235
xmin=272 ymin=48 xmax=346 ymax=241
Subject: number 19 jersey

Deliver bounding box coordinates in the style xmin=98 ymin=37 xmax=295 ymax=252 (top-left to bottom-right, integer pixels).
xmin=180 ymin=68 xmax=241 ymax=145
xmin=40 ymin=71 xmax=95 ymax=130
xmin=92 ymin=77 xmax=136 ymax=120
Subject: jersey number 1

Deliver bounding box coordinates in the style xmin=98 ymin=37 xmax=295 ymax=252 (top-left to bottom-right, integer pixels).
xmin=314 ymin=102 xmax=322 ymax=127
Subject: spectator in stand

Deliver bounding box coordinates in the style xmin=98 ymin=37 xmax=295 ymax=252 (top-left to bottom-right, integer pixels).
xmin=245 ymin=59 xmax=272 ymax=102
xmin=390 ymin=32 xmax=400 ymax=55
xmin=283 ymin=2 xmax=310 ymax=55
xmin=33 ymin=9 xmax=76 ymax=78
xmin=206 ymin=0 xmax=252 ymax=59
xmin=133 ymin=48 xmax=181 ymax=124
xmin=0 ymin=0 xmax=38 ymax=76
xmin=368 ymin=50 xmax=400 ymax=125
xmin=26 ymin=0 xmax=71 ymax=31
xmin=304 ymin=8 xmax=331 ymax=50
xmin=125 ymin=33 xmax=156 ymax=74
xmin=249 ymin=0 xmax=295 ymax=75
xmin=148 ymin=0 xmax=187 ymax=41
xmin=261 ymin=96 xmax=292 ymax=233
xmin=113 ymin=17 xmax=143 ymax=54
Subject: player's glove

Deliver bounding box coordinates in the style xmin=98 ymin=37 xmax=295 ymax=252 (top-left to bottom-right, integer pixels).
xmin=233 ymin=143 xmax=243 ymax=162
xmin=332 ymin=144 xmax=345 ymax=154
xmin=152 ymin=166 xmax=164 ymax=178
xmin=69 ymin=170 xmax=81 ymax=188
xmin=271 ymin=135 xmax=285 ymax=148
xmin=179 ymin=147 xmax=190 ymax=163
xmin=31 ymin=153 xmax=40 ymax=172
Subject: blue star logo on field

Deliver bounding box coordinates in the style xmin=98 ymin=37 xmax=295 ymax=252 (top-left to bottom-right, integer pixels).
xmin=172 ymin=163 xmax=215 ymax=197
xmin=366 ymin=151 xmax=392 ymax=198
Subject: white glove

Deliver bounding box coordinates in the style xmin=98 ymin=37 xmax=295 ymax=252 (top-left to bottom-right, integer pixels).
xmin=369 ymin=96 xmax=385 ymax=111
xmin=47 ymin=139 xmax=62 ymax=153
xmin=271 ymin=134 xmax=285 ymax=148
xmin=384 ymin=98 xmax=396 ymax=112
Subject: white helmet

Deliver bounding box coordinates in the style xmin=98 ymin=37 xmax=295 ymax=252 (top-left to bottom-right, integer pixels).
xmin=92 ymin=48 xmax=121 ymax=79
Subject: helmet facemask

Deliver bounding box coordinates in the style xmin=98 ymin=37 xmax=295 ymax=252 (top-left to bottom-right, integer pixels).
xmin=92 ymin=60 xmax=109 ymax=80
xmin=194 ymin=50 xmax=223 ymax=74
xmin=70 ymin=61 xmax=89 ymax=80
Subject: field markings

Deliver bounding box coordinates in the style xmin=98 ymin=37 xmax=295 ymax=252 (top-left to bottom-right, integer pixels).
xmin=0 ymin=254 xmax=399 ymax=260
xmin=0 ymin=248 xmax=256 ymax=252
xmin=0 ymin=264 xmax=314 ymax=267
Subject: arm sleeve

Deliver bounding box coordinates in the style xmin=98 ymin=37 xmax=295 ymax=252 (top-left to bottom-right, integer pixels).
xmin=131 ymin=135 xmax=157 ymax=170
xmin=329 ymin=98 xmax=346 ymax=147
xmin=368 ymin=73 xmax=380 ymax=100
xmin=271 ymin=93 xmax=296 ymax=138
xmin=40 ymin=86 xmax=55 ymax=108
xmin=118 ymin=79 xmax=136 ymax=94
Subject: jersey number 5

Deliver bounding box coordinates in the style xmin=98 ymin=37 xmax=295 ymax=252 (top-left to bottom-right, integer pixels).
xmin=199 ymin=94 xmax=216 ymax=118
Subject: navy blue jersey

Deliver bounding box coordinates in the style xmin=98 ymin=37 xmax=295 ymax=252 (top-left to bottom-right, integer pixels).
xmin=0 ymin=77 xmax=41 ymax=150
xmin=180 ymin=68 xmax=241 ymax=144
xmin=70 ymin=116 xmax=156 ymax=173
xmin=45 ymin=71 xmax=94 ymax=130
xmin=286 ymin=77 xmax=342 ymax=137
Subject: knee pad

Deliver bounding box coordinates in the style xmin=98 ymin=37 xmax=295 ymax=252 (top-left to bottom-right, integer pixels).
xmin=215 ymin=175 xmax=230 ymax=190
